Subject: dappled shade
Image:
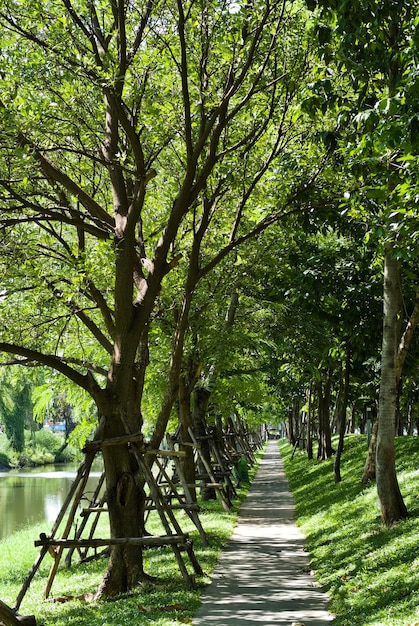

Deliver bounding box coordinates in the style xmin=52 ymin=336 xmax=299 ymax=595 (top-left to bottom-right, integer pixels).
xmin=193 ymin=441 xmax=334 ymax=626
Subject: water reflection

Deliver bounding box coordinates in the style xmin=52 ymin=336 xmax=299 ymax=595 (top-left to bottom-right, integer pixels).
xmin=0 ymin=465 xmax=103 ymax=540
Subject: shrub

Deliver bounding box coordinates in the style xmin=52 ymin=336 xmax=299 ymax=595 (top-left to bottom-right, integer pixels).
xmin=0 ymin=428 xmax=78 ymax=467
xmin=0 ymin=451 xmax=9 ymax=469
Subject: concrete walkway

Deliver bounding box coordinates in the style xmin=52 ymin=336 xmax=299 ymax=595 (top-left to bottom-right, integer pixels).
xmin=193 ymin=440 xmax=334 ymax=625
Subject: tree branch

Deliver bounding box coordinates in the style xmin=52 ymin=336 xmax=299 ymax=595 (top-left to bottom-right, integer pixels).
xmin=177 ymin=0 xmax=193 ymax=159
xmin=13 ymin=126 xmax=113 ymax=228
xmin=396 ymin=287 xmax=419 ymax=383
xmin=0 ymin=343 xmax=100 ymax=394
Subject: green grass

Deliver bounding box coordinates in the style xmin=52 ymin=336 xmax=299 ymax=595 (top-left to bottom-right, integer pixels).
xmin=280 ymin=435 xmax=419 ymax=626
xmin=0 ymin=451 xmax=262 ymax=625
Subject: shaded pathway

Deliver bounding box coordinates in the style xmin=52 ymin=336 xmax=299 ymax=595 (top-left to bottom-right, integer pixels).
xmin=193 ymin=440 xmax=334 ymax=625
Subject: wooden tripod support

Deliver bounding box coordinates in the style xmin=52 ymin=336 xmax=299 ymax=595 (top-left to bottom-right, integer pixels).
xmin=14 ymin=432 xmax=205 ymax=609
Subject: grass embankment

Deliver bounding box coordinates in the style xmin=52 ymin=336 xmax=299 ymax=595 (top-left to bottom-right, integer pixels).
xmin=281 ymin=435 xmax=419 ymax=626
xmin=0 ymin=451 xmax=262 ymax=626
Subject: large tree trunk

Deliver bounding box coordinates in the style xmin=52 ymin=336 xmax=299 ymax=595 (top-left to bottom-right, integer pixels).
xmin=93 ymin=340 xmax=150 ymax=598
xmin=376 ymin=245 xmax=408 ymax=525
xmin=96 ymin=438 xmax=146 ymax=597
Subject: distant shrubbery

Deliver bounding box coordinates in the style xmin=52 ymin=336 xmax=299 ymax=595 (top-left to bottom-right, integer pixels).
xmin=0 ymin=450 xmax=8 ymax=469
xmin=0 ymin=429 xmax=79 ymax=468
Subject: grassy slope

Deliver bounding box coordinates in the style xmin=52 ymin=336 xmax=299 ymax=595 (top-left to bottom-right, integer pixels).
xmin=0 ymin=452 xmax=262 ymax=626
xmin=281 ymin=435 xmax=419 ymax=626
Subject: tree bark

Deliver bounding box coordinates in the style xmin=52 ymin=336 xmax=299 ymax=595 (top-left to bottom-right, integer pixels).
xmin=307 ymin=384 xmax=313 ymax=460
xmin=93 ymin=392 xmax=147 ymax=598
xmin=317 ymin=369 xmax=334 ymax=460
xmin=376 ymin=245 xmax=408 ymax=525
xmin=334 ymin=344 xmax=351 ymax=482
xmin=362 ymin=421 xmax=378 ymax=485
xmin=287 ymin=406 xmax=295 ymax=445
xmin=407 ymin=403 xmax=414 ymax=435
xmin=0 ymin=600 xmax=36 ymax=626
xmin=292 ymin=397 xmax=302 ymax=448
xmin=191 ymin=387 xmax=214 ymax=501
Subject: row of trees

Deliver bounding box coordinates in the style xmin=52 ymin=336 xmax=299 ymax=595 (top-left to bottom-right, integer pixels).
xmin=281 ymin=0 xmax=419 ymax=525
xmin=0 ymin=0 xmax=418 ymax=597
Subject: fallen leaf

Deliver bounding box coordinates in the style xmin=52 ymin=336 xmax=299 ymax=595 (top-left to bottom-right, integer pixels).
xmin=49 ymin=593 xmax=95 ymax=604
xmin=156 ymin=603 xmax=187 ymax=611
xmin=49 ymin=596 xmax=74 ymax=603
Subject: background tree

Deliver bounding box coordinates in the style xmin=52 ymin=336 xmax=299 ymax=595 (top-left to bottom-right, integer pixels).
xmin=245 ymin=216 xmax=383 ymax=462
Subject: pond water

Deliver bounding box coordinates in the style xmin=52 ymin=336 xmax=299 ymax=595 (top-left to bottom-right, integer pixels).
xmin=0 ymin=465 xmax=103 ymax=540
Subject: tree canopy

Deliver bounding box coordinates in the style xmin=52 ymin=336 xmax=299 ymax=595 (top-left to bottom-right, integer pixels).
xmin=1 ymin=0 xmax=419 ymax=597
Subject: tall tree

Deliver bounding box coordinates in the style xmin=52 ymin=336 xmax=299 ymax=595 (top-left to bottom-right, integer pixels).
xmin=376 ymin=244 xmax=408 ymax=521
xmin=0 ymin=0 xmax=323 ymax=595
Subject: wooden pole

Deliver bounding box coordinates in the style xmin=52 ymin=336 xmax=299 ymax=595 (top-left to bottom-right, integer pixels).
xmin=14 ymin=451 xmax=97 ymax=611
xmin=64 ymin=471 xmax=106 ymax=567
xmin=43 ymin=451 xmax=97 ymax=599
xmin=188 ymin=427 xmax=230 ymax=511
xmin=35 ymin=534 xmax=189 ymax=548
xmin=0 ymin=599 xmax=36 ymax=626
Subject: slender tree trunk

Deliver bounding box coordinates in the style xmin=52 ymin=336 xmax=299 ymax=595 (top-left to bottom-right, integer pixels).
xmin=287 ymin=406 xmax=295 ymax=445
xmin=292 ymin=397 xmax=301 ymax=446
xmin=307 ymin=384 xmax=313 ymax=460
xmin=317 ymin=369 xmax=333 ymax=460
xmin=359 ymin=410 xmax=366 ymax=435
xmin=191 ymin=387 xmax=214 ymax=501
xmin=407 ymin=403 xmax=414 ymax=435
xmin=349 ymin=404 xmax=355 ymax=433
xmin=362 ymin=421 xmax=378 ymax=485
xmin=376 ymin=245 xmax=408 ymax=525
xmin=334 ymin=343 xmax=351 ymax=482
xmin=395 ymin=379 xmax=403 ymax=435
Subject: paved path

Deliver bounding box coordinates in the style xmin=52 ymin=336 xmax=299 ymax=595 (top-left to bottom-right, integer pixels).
xmin=193 ymin=440 xmax=334 ymax=625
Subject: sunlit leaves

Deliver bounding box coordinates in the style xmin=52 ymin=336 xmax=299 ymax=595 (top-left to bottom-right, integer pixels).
xmin=0 ymin=0 xmax=330 ymax=446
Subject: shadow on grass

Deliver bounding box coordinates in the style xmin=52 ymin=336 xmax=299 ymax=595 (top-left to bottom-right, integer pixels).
xmin=3 ymin=467 xmax=257 ymax=626
xmin=281 ymin=435 xmax=419 ymax=626
xmin=15 ymin=535 xmax=219 ymax=626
